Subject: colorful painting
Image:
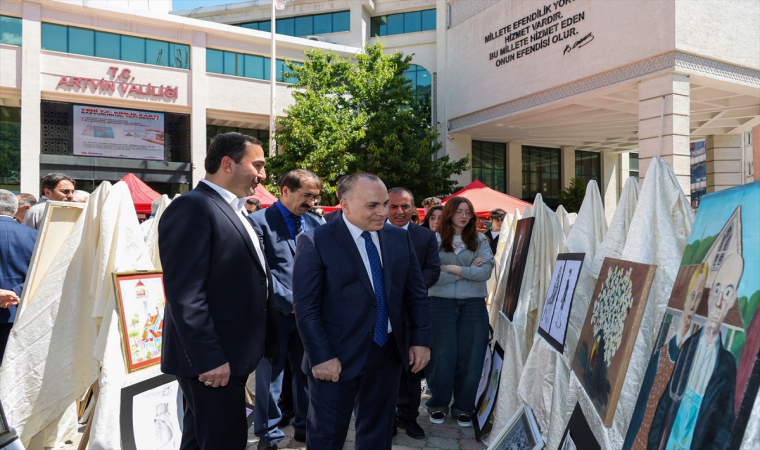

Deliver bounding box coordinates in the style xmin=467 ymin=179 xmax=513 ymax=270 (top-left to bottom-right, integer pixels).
xmin=113 ymin=271 xmax=166 ymax=373
xmin=475 ymin=343 xmax=505 ymax=441
xmin=538 ymin=253 xmax=585 ymax=353
xmin=623 ymin=181 xmax=760 ymax=450
xmin=571 ymin=257 xmax=657 ymax=426
xmin=559 ymin=403 xmax=600 ymax=450
xmin=502 ymin=217 xmax=535 ymax=321
xmin=487 ymin=404 xmax=543 ymax=450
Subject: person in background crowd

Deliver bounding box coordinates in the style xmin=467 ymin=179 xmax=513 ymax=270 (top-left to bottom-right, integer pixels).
xmin=387 ymin=187 xmax=440 ymax=440
xmin=14 ymin=194 xmax=37 ymax=224
xmin=322 ymin=175 xmax=347 ymax=223
xmin=158 ymin=132 xmax=278 ymax=449
xmin=422 ymin=197 xmax=441 ymax=215
xmin=23 ymin=173 xmax=76 ymax=229
xmin=249 ymin=169 xmax=324 ymax=449
xmin=426 ymin=197 xmax=494 ymax=428
xmin=293 ymin=173 xmax=432 ymax=450
xmin=421 ymin=205 xmax=443 ymax=232
xmin=485 ymin=208 xmax=506 ymax=256
xmin=310 ymin=206 xmax=324 ymax=217
xmin=141 ymin=197 xmax=163 ymax=240
xmin=0 ymin=189 xmax=38 ymax=365
xmin=72 ymin=190 xmax=90 ymax=203
xmin=411 ymin=209 xmax=421 ymax=225
xmin=245 ymin=197 xmax=262 ymax=214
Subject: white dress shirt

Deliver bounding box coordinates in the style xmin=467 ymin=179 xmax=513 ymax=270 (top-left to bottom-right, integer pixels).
xmin=343 ymin=214 xmax=392 ymax=333
xmin=386 ymin=219 xmax=410 ymax=230
xmin=201 ymin=179 xmax=268 ymax=286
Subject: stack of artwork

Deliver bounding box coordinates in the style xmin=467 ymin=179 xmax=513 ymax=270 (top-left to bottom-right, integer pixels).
xmin=538 ymin=253 xmax=585 ymax=353
xmin=623 ymin=181 xmax=760 ymax=449
xmin=487 ymin=404 xmax=543 ymax=450
xmin=559 ymin=403 xmax=600 ymax=450
xmin=502 ymin=217 xmax=535 ymax=321
xmin=475 ymin=343 xmax=506 ymax=441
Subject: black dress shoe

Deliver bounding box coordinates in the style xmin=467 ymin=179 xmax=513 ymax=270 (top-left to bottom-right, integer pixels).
xmin=396 ymin=418 xmax=425 ymax=440
xmin=257 ymin=441 xmax=278 ymax=450
xmin=277 ymin=410 xmax=294 ymax=427
xmin=293 ymin=431 xmax=306 ymax=443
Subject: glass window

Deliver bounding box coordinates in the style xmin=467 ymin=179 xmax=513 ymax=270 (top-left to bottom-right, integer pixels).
xmin=370 ymin=16 xmax=386 ymax=37
xmin=240 ymin=22 xmax=259 ymax=30
xmin=0 ymin=106 xmax=21 ymax=191
xmin=404 ymin=64 xmax=432 ymax=105
xmin=41 ymin=23 xmax=68 ymax=52
xmin=95 ymin=31 xmax=120 ymax=60
xmin=523 ymin=146 xmax=560 ymax=207
xmin=277 ymin=17 xmax=295 ymax=36
xmin=244 ymin=54 xmax=265 ymax=79
xmin=472 ymin=141 xmax=507 ymax=193
xmin=257 ymin=20 xmax=271 ymax=33
xmin=207 ymin=49 xmax=224 ymax=74
xmin=146 ymin=39 xmax=169 ymax=66
xmin=121 ymin=35 xmax=145 ymax=64
xmin=239 ymin=11 xmax=349 ymax=36
xmin=206 ymin=48 xmax=298 ymax=83
xmin=0 ymin=15 xmax=22 ymax=46
xmin=295 ymin=16 xmax=313 ymax=37
xmin=629 ymin=152 xmax=639 ymax=179
xmin=575 ymin=150 xmax=600 ymax=187
xmin=68 ymin=27 xmax=95 ymax=56
xmin=371 ymin=9 xmax=436 ymax=37
xmin=421 ymin=9 xmax=436 ymax=31
xmin=332 ymin=11 xmax=350 ymax=32
xmin=313 ymin=14 xmax=332 ymax=34
xmin=224 ymin=51 xmax=237 ymax=76
xmin=169 ymin=43 xmax=190 ymax=69
xmin=404 ymin=11 xmax=421 ymax=34
xmin=387 ymin=14 xmax=404 ymax=35
xmin=207 ymin=124 xmax=269 ymax=151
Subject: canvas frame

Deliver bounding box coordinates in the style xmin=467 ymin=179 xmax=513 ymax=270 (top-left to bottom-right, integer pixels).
xmin=0 ymin=398 xmax=9 ymax=438
xmin=486 ymin=403 xmax=543 ymax=450
xmin=120 ymin=374 xmax=181 ymax=450
xmin=474 ymin=342 xmax=505 ymax=441
xmin=558 ymin=403 xmax=600 ymax=450
xmin=537 ymin=253 xmax=586 ymax=354
xmin=502 ymin=217 xmax=536 ymax=321
xmin=112 ymin=270 xmax=166 ymax=373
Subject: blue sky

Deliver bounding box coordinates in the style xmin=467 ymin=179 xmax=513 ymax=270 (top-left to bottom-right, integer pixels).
xmin=172 ymin=0 xmax=249 ymax=12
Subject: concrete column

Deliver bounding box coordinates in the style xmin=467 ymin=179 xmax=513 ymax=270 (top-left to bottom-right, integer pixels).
xmin=353 ymin=3 xmax=371 ymax=49
xmin=705 ymin=135 xmax=742 ymax=193
xmin=560 ymin=146 xmax=575 ymax=188
xmin=638 ymin=73 xmax=691 ymax=200
xmin=601 ymin=151 xmax=618 ymax=225
xmin=618 ymin=152 xmax=631 ymax=196
xmin=19 ymin=2 xmax=41 ymax=195
xmin=447 ymin=133 xmax=471 ymax=188
xmin=507 ymin=142 xmax=522 ymax=199
xmin=190 ymin=31 xmax=207 ymax=187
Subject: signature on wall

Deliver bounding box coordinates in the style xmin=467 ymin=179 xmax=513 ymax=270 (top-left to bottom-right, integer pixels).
xmin=563 ymin=32 xmax=595 ymax=55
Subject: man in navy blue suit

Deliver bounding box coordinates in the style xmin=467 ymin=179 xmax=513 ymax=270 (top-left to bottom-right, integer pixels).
xmin=159 ymin=133 xmax=278 ymax=450
xmin=250 ymin=169 xmax=324 ymax=449
xmin=386 ymin=187 xmax=440 ymax=439
xmin=0 ymin=189 xmax=38 ymax=365
xmin=293 ymin=173 xmax=433 ymax=450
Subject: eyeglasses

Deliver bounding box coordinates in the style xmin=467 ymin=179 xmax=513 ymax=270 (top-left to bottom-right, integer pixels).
xmin=454 ymin=210 xmax=473 ymax=217
xmin=294 ymin=190 xmax=321 ymax=203
xmin=55 ymin=189 xmax=75 ymax=195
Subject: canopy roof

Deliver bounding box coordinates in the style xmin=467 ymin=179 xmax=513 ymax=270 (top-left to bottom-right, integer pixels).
xmin=443 ymin=180 xmax=532 ymax=219
xmin=246 ymin=186 xmax=279 ymax=207
xmin=120 ymin=173 xmax=160 ymax=214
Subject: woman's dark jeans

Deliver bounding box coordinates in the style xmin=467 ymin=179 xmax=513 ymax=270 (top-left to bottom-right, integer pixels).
xmin=425 ymin=297 xmax=489 ymax=417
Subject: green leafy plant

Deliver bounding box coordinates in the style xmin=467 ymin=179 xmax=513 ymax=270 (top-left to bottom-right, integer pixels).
xmin=557 ymin=177 xmax=587 ymax=213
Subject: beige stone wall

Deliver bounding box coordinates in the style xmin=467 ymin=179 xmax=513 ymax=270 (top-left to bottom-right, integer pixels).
xmin=705 ymin=135 xmax=742 ymax=193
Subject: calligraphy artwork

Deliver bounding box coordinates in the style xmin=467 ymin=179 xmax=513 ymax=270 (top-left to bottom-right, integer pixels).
xmin=538 ymin=253 xmax=585 ymax=353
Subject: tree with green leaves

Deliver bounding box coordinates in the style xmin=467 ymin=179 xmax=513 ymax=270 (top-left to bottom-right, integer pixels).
xmin=557 ymin=177 xmax=587 ymax=213
xmin=266 ymin=43 xmax=468 ymax=204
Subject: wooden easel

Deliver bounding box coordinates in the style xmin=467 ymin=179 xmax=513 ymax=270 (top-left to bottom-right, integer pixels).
xmin=77 ymin=381 xmax=100 ymax=450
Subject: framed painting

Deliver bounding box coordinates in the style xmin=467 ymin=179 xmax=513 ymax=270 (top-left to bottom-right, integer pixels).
xmin=474 ymin=342 xmax=505 ymax=441
xmin=623 ymin=181 xmax=760 ymax=450
xmin=113 ymin=271 xmax=166 ymax=373
xmin=0 ymin=398 xmax=9 ymax=438
xmin=538 ymin=253 xmax=585 ymax=353
xmin=502 ymin=217 xmax=535 ymax=321
xmin=120 ymin=374 xmax=183 ymax=450
xmin=558 ymin=403 xmax=600 ymax=450
xmin=487 ymin=403 xmax=543 ymax=450
xmin=570 ymin=257 xmax=657 ymax=426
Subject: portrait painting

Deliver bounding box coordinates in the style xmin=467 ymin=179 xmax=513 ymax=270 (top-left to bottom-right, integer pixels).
xmin=475 ymin=343 xmax=505 ymax=441
xmin=538 ymin=253 xmax=585 ymax=353
xmin=487 ymin=403 xmax=543 ymax=450
xmin=558 ymin=403 xmax=600 ymax=450
xmin=623 ymin=181 xmax=760 ymax=450
xmin=113 ymin=271 xmax=166 ymax=373
xmin=502 ymin=217 xmax=535 ymax=321
xmin=571 ymin=257 xmax=657 ymax=426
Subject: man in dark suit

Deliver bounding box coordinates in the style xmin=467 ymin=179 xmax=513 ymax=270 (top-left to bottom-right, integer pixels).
xmin=0 ymin=189 xmax=38 ymax=365
xmin=159 ymin=132 xmax=278 ymax=450
xmin=293 ymin=173 xmax=432 ymax=450
xmin=386 ymin=187 xmax=440 ymax=439
xmin=250 ymin=169 xmax=324 ymax=449
xmin=322 ymin=175 xmax=347 ymax=223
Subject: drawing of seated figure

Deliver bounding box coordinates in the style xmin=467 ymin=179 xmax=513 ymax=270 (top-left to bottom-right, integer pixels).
xmin=555 ymin=268 xmax=573 ymax=329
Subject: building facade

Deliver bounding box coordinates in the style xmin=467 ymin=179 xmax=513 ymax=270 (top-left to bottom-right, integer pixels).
xmin=1 ymin=0 xmax=758 ymax=217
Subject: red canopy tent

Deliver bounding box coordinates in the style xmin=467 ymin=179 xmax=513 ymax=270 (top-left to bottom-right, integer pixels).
xmin=443 ymin=180 xmax=531 ymax=219
xmin=246 ymin=187 xmax=279 ymax=207
xmin=120 ymin=173 xmax=161 ymax=214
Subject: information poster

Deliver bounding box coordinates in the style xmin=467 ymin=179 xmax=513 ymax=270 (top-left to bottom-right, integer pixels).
xmin=73 ymin=105 xmax=165 ymax=160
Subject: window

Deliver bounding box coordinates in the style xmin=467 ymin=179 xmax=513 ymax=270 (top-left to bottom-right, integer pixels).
xmin=238 ymin=11 xmax=350 ymax=37
xmin=575 ymin=150 xmax=600 ymax=186
xmin=0 ymin=106 xmax=21 ymax=191
xmin=206 ymin=49 xmax=300 ymax=83
xmin=371 ymin=9 xmax=436 ymax=37
xmin=522 ymin=146 xmax=560 ymax=207
xmin=0 ymin=15 xmax=22 ymax=46
xmin=472 ymin=141 xmax=506 ymax=193
xmin=207 ymin=125 xmax=269 ymax=150
xmin=404 ymin=64 xmax=431 ymax=105
xmin=629 ymin=152 xmax=639 ymax=180
xmin=41 ymin=23 xmax=190 ymax=69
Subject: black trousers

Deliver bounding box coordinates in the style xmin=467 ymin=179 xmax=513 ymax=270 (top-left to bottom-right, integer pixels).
xmin=396 ymin=363 xmax=422 ymax=421
xmin=306 ymin=334 xmax=402 ymax=450
xmin=176 ymin=375 xmax=248 ymax=450
xmin=0 ymin=323 xmax=12 ymax=366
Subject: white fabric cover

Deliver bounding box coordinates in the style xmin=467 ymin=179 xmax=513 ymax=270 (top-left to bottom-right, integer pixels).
xmin=488 ymin=209 xmax=521 ymax=327
xmin=491 ymin=194 xmax=564 ymax=434
xmin=555 ymin=205 xmax=572 ymax=239
xmin=146 ymin=194 xmax=172 ymax=271
xmin=560 ymin=158 xmax=694 ymax=449
xmin=516 ymin=181 xmax=607 ymax=447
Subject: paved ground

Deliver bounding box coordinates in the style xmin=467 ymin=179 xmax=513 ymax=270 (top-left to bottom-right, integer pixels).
xmin=245 ymin=392 xmax=488 ymax=450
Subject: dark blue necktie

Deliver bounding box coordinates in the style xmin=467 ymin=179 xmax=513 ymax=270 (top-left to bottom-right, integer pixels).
xmin=362 ymin=231 xmax=388 ymax=346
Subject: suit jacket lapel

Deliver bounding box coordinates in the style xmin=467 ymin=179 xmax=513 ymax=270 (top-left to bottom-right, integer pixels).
xmin=267 ymin=205 xmax=296 ymax=254
xmin=333 ymin=219 xmax=376 ymax=299
xmin=379 ymin=226 xmax=394 ymax=304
